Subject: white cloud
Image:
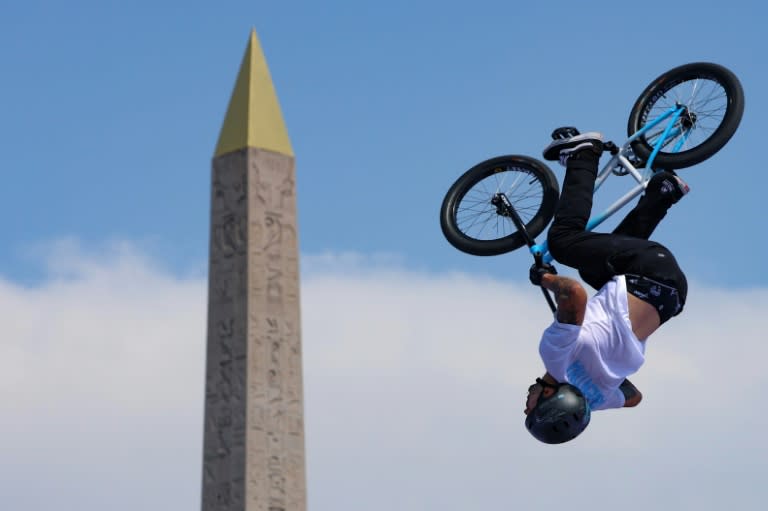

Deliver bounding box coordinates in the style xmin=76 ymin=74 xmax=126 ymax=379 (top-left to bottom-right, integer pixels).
xmin=1 ymin=244 xmax=766 ymax=510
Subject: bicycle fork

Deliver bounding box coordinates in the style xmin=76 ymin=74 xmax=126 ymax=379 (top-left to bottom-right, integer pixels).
xmin=491 ymin=193 xmax=557 ymax=313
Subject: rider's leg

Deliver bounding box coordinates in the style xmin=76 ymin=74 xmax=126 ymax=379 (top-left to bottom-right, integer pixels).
xmin=544 ymin=133 xmax=688 ymax=320
xmin=612 ymin=171 xmax=689 ymax=239
xmin=545 ymin=138 xmax=669 ymax=290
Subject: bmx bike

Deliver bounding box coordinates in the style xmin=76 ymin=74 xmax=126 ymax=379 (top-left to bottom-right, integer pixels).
xmin=440 ymin=62 xmax=744 ymax=262
xmin=439 ymin=62 xmax=744 ymax=310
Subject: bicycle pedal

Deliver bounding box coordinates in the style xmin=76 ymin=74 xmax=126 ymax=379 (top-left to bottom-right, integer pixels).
xmin=551 ymin=126 xmax=580 ymax=140
xmin=603 ymin=141 xmax=620 ymax=155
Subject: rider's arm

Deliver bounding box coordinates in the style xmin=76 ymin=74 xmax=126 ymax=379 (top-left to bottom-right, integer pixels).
xmin=620 ymin=378 xmax=643 ymax=407
xmin=540 ymin=274 xmax=587 ymax=326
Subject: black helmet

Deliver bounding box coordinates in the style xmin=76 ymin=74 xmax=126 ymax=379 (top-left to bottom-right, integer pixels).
xmin=525 ymin=382 xmax=591 ymax=444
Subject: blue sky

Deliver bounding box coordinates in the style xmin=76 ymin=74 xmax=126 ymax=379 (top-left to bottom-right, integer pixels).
xmin=2 ymin=0 xmax=766 ymax=286
xmin=2 ymin=1 xmax=768 ymax=510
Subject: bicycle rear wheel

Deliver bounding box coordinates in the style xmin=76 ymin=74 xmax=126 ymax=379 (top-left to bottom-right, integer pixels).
xmin=627 ymin=62 xmax=744 ymax=169
xmin=440 ymin=155 xmax=559 ymax=256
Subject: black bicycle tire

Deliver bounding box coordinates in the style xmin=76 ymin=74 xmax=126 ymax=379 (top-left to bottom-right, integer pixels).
xmin=627 ymin=62 xmax=744 ymax=169
xmin=440 ymin=155 xmax=559 ymax=256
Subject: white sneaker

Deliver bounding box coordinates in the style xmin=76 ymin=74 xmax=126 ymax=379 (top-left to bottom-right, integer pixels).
xmin=542 ymin=132 xmax=604 ymax=166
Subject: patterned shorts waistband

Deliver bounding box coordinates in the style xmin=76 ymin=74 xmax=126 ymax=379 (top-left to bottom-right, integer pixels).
xmin=624 ymin=273 xmax=683 ymax=324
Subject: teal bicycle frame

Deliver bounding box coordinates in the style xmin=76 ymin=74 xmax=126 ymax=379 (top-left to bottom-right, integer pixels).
xmin=529 ymin=104 xmax=692 ymax=264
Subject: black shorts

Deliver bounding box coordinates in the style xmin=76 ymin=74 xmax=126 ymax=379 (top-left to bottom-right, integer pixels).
xmin=625 ymin=273 xmax=684 ymax=324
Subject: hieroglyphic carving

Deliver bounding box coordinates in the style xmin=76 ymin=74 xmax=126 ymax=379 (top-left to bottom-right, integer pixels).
xmin=203 ymin=147 xmax=305 ymax=511
xmin=245 ymin=148 xmax=305 ymax=511
xmin=203 ymin=150 xmax=250 ymax=511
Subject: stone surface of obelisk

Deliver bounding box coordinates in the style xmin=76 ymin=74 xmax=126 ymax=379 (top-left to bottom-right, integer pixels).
xmin=201 ymin=29 xmax=306 ymax=511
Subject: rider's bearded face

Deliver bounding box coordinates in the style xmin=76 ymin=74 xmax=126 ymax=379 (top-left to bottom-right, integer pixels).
xmin=524 ymin=381 xmax=555 ymax=415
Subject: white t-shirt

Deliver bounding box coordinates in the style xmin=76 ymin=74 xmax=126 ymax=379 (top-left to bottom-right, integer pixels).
xmin=538 ymin=275 xmax=646 ymax=411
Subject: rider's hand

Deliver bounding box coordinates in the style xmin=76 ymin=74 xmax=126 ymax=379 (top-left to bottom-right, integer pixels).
xmin=529 ymin=263 xmax=557 ymax=286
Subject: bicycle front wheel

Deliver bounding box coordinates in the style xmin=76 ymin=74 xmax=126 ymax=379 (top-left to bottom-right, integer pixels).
xmin=627 ymin=62 xmax=744 ymax=169
xmin=440 ymin=155 xmax=559 ymax=256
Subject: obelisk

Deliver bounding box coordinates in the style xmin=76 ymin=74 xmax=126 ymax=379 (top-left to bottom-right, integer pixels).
xmin=201 ymin=29 xmax=306 ymax=511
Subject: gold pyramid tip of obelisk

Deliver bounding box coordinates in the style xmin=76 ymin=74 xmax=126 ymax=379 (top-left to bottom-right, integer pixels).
xmin=214 ymin=29 xmax=293 ymax=158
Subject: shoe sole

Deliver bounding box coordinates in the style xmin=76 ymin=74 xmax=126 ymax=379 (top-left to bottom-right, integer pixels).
xmin=543 ymin=132 xmax=603 ymax=160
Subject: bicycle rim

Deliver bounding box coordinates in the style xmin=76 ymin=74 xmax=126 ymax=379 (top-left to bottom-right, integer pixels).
xmin=638 ymin=75 xmax=730 ymax=154
xmin=453 ymin=165 xmax=545 ymax=243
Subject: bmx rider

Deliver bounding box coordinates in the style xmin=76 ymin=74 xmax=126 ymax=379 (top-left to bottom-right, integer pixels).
xmin=524 ymin=129 xmax=689 ymax=444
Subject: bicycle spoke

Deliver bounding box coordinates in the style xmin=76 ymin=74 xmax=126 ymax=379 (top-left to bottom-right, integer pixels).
xmin=454 ymin=165 xmax=545 ymax=241
xmin=640 ymin=74 xmax=729 ymax=155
